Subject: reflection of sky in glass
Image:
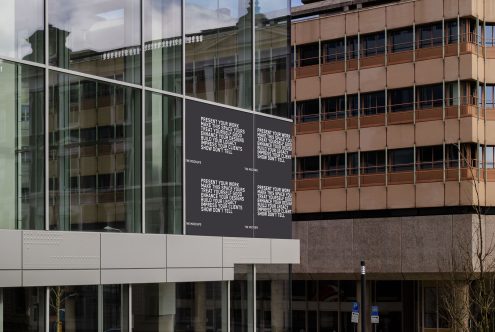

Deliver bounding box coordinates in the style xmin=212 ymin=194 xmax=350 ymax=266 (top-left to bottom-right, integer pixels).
xmin=0 ymin=0 xmax=44 ymax=59
xmin=144 ymin=0 xmax=181 ymax=41
xmin=49 ymin=0 xmax=140 ymax=53
xmin=185 ymin=0 xmax=248 ymax=35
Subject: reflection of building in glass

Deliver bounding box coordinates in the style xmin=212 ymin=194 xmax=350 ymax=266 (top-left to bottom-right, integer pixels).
xmin=0 ymin=0 xmax=296 ymax=330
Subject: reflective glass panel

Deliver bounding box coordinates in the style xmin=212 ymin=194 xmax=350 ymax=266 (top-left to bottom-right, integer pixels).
xmin=49 ymin=286 xmax=98 ymax=331
xmin=48 ymin=0 xmax=141 ymax=84
xmin=185 ymin=0 xmax=252 ymax=109
xmin=132 ymin=282 xmax=227 ymax=332
xmin=256 ymin=265 xmax=290 ymax=332
xmin=1 ymin=287 xmax=45 ymax=332
xmin=103 ymin=285 xmax=129 ymax=331
xmin=144 ymin=0 xmax=182 ymax=93
xmin=0 ymin=0 xmax=44 ymax=63
xmin=231 ymin=265 xmax=255 ymax=332
xmin=49 ymin=71 xmax=141 ymax=232
xmin=0 ymin=61 xmax=44 ymax=230
xmin=145 ymin=92 xmax=182 ymax=234
xmin=256 ymin=0 xmax=290 ymax=117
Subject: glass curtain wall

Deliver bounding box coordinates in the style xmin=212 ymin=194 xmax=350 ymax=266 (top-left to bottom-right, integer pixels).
xmin=145 ymin=92 xmax=182 ymax=234
xmin=48 ymin=71 xmax=141 ymax=232
xmin=48 ymin=0 xmax=141 ymax=84
xmin=0 ymin=287 xmax=46 ymax=332
xmin=48 ymin=285 xmax=128 ymax=332
xmin=255 ymin=0 xmax=290 ymax=118
xmin=0 ymin=0 xmax=44 ymax=63
xmin=132 ymin=282 xmax=228 ymax=332
xmin=144 ymin=0 xmax=182 ymax=93
xmin=184 ymin=0 xmax=253 ymax=109
xmin=0 ymin=60 xmax=45 ymax=230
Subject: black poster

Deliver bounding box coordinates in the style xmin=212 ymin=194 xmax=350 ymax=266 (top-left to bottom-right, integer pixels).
xmin=185 ymin=100 xmax=292 ymax=238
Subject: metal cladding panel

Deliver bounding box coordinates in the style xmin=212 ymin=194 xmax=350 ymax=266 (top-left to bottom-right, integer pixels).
xmin=0 ymin=230 xmax=21 ymax=269
xmin=23 ymin=231 xmax=100 ymax=270
xmin=0 ymin=271 xmax=22 ymax=287
xmin=222 ymin=268 xmax=234 ymax=280
xmin=167 ymin=268 xmax=223 ymax=283
xmin=101 ymin=269 xmax=167 ymax=284
xmin=271 ymin=239 xmax=301 ymax=264
xmin=23 ymin=270 xmax=100 ymax=287
xmin=101 ymin=233 xmax=166 ymax=269
xmin=185 ymin=100 xmax=292 ymax=238
xmin=166 ymin=235 xmax=223 ymax=268
xmin=223 ymin=237 xmax=271 ymax=267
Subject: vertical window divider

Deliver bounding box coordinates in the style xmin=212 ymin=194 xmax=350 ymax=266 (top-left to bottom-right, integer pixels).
xmin=253 ymin=264 xmax=257 ymax=332
xmin=44 ymin=0 xmax=50 ymax=232
xmin=141 ymin=0 xmax=146 ymax=234
xmin=128 ymin=284 xmax=133 ymax=331
xmin=46 ymin=287 xmax=50 ymax=332
xmin=182 ymin=0 xmax=186 ymax=235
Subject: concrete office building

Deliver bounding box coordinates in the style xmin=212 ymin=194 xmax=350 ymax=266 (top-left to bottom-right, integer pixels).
xmin=291 ymin=0 xmax=495 ymax=331
xmin=0 ymin=0 xmax=299 ymax=331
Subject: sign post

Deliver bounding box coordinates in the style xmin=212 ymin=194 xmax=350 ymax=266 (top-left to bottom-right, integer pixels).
xmin=351 ymin=302 xmax=359 ymax=325
xmin=361 ymin=261 xmax=366 ymax=332
xmin=371 ymin=305 xmax=379 ymax=331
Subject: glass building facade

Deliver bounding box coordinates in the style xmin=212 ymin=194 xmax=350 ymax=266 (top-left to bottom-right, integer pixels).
xmin=0 ymin=0 xmax=292 ymax=331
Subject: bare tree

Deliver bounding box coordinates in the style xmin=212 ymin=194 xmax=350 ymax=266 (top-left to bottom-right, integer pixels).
xmin=440 ymin=145 xmax=495 ymax=331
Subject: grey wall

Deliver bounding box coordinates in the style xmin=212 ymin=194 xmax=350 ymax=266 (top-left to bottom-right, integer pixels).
xmin=293 ymin=214 xmax=494 ymax=278
xmin=0 ymin=231 xmax=299 ymax=287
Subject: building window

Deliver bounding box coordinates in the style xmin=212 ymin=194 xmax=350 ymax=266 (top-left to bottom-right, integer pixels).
xmin=416 ymin=145 xmax=443 ymax=170
xmin=145 ymin=92 xmax=183 ymax=234
xmin=486 ymin=146 xmax=495 ymax=169
xmin=389 ymin=148 xmax=414 ymax=172
xmin=322 ymin=154 xmax=346 ymax=177
xmin=0 ymin=0 xmax=44 ymax=63
xmin=418 ymin=22 xmax=443 ymax=48
xmin=423 ymin=284 xmax=449 ymax=329
xmin=417 ymin=84 xmax=443 ymax=109
xmin=361 ymin=91 xmax=385 ymax=116
xmin=0 ymin=61 xmax=45 ymax=230
xmin=361 ymin=32 xmax=385 ymax=57
xmin=323 ymin=38 xmax=345 ymax=62
xmin=297 ymin=156 xmax=319 ymax=179
xmin=298 ymin=43 xmax=319 ymax=67
xmin=296 ymin=99 xmax=319 ymax=123
xmin=144 ymin=0 xmax=182 ymax=93
xmin=347 ymin=152 xmax=359 ymax=175
xmin=49 ymin=0 xmax=141 ymax=84
xmin=486 ymin=85 xmax=495 ymax=109
xmin=389 ymin=27 xmax=413 ymax=52
xmin=49 ymin=72 xmax=142 ymax=232
xmin=347 ymin=36 xmax=359 ymax=59
xmin=389 ymin=87 xmax=414 ymax=112
xmin=485 ymin=23 xmax=495 ymax=47
xmin=1 ymin=288 xmax=45 ymax=331
xmin=322 ymin=96 xmax=346 ymax=120
xmin=446 ymin=20 xmax=459 ymax=44
xmin=361 ymin=150 xmax=386 ymax=174
xmin=445 ymin=145 xmax=459 ymax=168
xmin=347 ymin=94 xmax=359 ymax=117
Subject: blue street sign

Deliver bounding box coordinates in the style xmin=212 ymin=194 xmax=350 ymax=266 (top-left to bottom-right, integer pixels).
xmin=352 ymin=302 xmax=359 ymax=313
xmin=371 ymin=305 xmax=379 ymax=324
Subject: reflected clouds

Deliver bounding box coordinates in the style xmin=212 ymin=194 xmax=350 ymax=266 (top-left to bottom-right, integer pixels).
xmin=0 ymin=0 xmax=44 ymax=61
xmin=49 ymin=0 xmax=140 ymax=53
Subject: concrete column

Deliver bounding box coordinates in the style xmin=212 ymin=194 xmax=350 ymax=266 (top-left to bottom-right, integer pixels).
xmin=271 ymin=280 xmax=285 ymax=332
xmin=194 ymin=283 xmax=206 ymax=332
xmin=158 ymin=283 xmax=176 ymax=332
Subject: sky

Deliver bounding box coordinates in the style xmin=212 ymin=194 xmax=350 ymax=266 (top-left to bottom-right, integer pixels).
xmin=292 ymin=0 xmax=303 ymax=7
